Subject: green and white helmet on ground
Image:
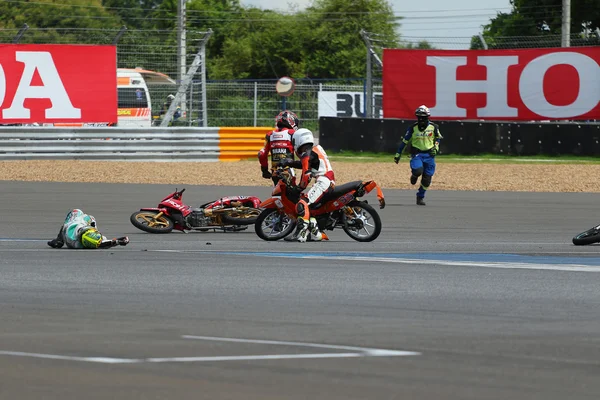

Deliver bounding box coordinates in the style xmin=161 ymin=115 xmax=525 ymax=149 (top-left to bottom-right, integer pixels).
xmin=81 ymin=228 xmax=102 ymax=249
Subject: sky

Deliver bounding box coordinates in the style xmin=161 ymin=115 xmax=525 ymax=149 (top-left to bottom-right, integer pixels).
xmin=240 ymin=0 xmax=513 ymax=49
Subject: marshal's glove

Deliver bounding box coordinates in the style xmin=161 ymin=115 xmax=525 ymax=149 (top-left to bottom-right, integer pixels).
xmin=429 ymin=147 xmax=439 ymax=157
xmin=261 ymin=166 xmax=272 ymax=179
xmin=393 ymin=153 xmax=401 ymax=164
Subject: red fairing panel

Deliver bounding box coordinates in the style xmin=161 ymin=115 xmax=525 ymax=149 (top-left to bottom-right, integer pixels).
xmin=205 ymin=196 xmax=262 ymax=209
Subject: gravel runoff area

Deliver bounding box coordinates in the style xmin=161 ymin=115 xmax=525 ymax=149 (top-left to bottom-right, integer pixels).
xmin=0 ymin=160 xmax=598 ymax=192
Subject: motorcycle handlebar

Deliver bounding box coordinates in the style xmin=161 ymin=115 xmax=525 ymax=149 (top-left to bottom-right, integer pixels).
xmin=173 ymin=188 xmax=186 ymax=200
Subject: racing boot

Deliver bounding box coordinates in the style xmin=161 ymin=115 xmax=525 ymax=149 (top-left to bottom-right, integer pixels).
xmin=47 ymin=239 xmax=64 ymax=248
xmin=295 ymin=218 xmax=310 ymax=243
xmin=416 ymin=195 xmax=426 ymax=206
xmin=48 ymin=227 xmax=65 ymax=248
xmin=307 ymin=217 xmax=328 ymax=241
xmin=410 ymin=174 xmax=418 ymax=185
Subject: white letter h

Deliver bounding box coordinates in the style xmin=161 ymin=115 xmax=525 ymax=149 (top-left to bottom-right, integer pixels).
xmin=426 ymin=56 xmax=519 ymax=118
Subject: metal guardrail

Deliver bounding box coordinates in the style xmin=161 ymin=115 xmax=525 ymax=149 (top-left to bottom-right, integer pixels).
xmin=0 ymin=127 xmax=268 ymax=161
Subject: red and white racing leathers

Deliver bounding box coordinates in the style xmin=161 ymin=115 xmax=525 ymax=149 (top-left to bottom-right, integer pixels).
xmin=258 ymin=127 xmax=296 ymax=169
xmin=292 ymin=145 xmax=336 ymax=221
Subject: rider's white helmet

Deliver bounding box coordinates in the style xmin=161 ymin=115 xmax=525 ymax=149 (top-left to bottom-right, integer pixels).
xmin=292 ymin=128 xmax=314 ymax=154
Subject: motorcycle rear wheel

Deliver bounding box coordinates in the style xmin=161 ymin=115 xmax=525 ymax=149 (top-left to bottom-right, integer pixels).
xmin=342 ymin=201 xmax=382 ymax=242
xmin=130 ymin=211 xmax=174 ymax=233
xmin=221 ymin=207 xmax=262 ymax=226
xmin=255 ymin=209 xmax=295 ymax=241
xmin=572 ymin=225 xmax=600 ymax=246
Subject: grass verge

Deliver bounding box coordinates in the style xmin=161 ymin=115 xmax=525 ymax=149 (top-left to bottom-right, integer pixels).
xmin=329 ymin=151 xmax=600 ymax=164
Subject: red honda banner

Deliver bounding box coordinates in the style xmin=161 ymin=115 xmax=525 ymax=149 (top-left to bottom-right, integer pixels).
xmin=383 ymin=47 xmax=600 ymax=121
xmin=0 ymin=44 xmax=116 ymax=124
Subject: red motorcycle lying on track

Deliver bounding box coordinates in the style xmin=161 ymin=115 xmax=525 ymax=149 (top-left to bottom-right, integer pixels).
xmin=130 ymin=188 xmax=262 ymax=233
xmin=255 ymin=167 xmax=386 ymax=242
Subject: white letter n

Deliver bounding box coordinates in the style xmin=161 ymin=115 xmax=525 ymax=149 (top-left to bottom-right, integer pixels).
xmin=426 ymin=56 xmax=519 ymax=118
xmin=2 ymin=51 xmax=81 ymax=119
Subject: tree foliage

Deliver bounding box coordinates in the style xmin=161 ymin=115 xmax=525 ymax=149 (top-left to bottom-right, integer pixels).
xmin=299 ymin=0 xmax=399 ymax=78
xmin=102 ymin=0 xmax=163 ymax=29
xmin=0 ymin=0 xmax=121 ymax=30
xmin=210 ymin=0 xmax=400 ymax=79
xmin=0 ymin=0 xmax=401 ymax=79
xmin=471 ymin=0 xmax=600 ymax=49
xmin=405 ymin=41 xmax=434 ymax=49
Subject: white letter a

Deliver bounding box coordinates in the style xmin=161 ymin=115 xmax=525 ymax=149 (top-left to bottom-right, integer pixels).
xmin=3 ymin=51 xmax=81 ymax=119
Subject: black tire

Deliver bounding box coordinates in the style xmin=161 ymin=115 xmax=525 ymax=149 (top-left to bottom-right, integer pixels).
xmin=342 ymin=201 xmax=382 ymax=242
xmin=255 ymin=209 xmax=295 ymax=241
xmin=130 ymin=211 xmax=174 ymax=234
xmin=572 ymin=225 xmax=600 ymax=246
xmin=221 ymin=207 xmax=262 ymax=226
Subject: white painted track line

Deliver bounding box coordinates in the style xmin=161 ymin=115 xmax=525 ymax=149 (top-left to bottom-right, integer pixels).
xmin=0 ymin=335 xmax=419 ymax=364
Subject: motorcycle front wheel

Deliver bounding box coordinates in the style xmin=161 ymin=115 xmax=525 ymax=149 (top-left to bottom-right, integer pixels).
xmin=342 ymin=201 xmax=382 ymax=242
xmin=255 ymin=209 xmax=295 ymax=241
xmin=572 ymin=225 xmax=600 ymax=246
xmin=221 ymin=207 xmax=262 ymax=226
xmin=130 ymin=211 xmax=174 ymax=233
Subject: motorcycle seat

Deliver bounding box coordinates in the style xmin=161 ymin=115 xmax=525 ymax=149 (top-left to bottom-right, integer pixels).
xmin=318 ymin=181 xmax=363 ymax=203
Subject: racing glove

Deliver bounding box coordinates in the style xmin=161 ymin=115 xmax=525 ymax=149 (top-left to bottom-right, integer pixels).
xmin=393 ymin=153 xmax=401 ymax=164
xmin=287 ymin=186 xmax=302 ymax=199
xmin=278 ymin=158 xmax=293 ymax=168
xmin=261 ymin=166 xmax=272 ymax=179
xmin=99 ymin=237 xmax=128 ymax=248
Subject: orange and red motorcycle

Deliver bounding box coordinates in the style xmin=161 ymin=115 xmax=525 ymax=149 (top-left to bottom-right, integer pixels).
xmin=254 ymin=167 xmax=386 ymax=242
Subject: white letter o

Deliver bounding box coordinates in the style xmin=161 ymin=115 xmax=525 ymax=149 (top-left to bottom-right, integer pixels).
xmin=519 ymin=52 xmax=600 ymax=118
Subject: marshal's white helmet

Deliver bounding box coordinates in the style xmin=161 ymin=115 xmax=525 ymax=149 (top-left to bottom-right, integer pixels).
xmin=415 ymin=105 xmax=431 ymax=117
xmin=292 ymin=128 xmax=314 ymax=154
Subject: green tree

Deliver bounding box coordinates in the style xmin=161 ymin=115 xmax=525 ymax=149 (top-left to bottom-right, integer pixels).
xmin=210 ymin=0 xmax=400 ymax=79
xmin=0 ymin=0 xmax=123 ymax=47
xmin=187 ymin=0 xmax=243 ymax=61
xmin=471 ymin=0 xmax=600 ymax=49
xmin=0 ymin=0 xmax=121 ymax=30
xmin=148 ymin=0 xmax=244 ymax=77
xmin=300 ymin=0 xmax=400 ymax=78
xmin=102 ymin=0 xmax=162 ymax=29
xmin=209 ymin=7 xmax=306 ymax=79
xmin=0 ymin=0 xmax=402 ymax=80
xmin=405 ymin=40 xmax=435 ymax=49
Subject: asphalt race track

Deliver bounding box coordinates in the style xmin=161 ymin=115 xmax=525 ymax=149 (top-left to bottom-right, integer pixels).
xmin=1 ymin=181 xmax=599 ymax=400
